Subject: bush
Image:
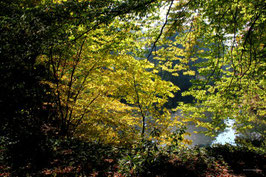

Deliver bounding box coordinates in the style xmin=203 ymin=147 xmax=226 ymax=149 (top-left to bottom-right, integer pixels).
xmin=40 ymin=138 xmax=120 ymax=176
xmin=118 ymin=140 xmax=162 ymax=176
xmin=118 ymin=140 xmax=231 ymax=177
xmin=207 ymin=143 xmax=266 ymax=176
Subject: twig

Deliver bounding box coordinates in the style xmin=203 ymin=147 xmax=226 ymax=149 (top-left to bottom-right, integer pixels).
xmin=147 ymin=0 xmax=174 ymax=60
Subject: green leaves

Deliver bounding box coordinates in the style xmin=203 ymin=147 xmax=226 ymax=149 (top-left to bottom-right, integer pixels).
xmin=163 ymin=0 xmax=266 ymax=143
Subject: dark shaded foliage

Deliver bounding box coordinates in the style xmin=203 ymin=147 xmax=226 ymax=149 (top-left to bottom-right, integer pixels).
xmin=207 ymin=144 xmax=266 ymax=177
xmin=118 ymin=143 xmax=231 ymax=177
xmin=0 ymin=1 xmax=56 ymax=174
xmin=38 ymin=138 xmax=121 ymax=176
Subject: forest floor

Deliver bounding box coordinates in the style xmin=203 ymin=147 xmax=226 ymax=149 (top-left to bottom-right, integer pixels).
xmin=0 ymin=140 xmax=265 ymax=177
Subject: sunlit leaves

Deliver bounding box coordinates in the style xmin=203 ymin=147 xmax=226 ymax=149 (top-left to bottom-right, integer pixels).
xmin=166 ymin=0 xmax=266 ymax=141
xmin=44 ymin=9 xmax=183 ymax=145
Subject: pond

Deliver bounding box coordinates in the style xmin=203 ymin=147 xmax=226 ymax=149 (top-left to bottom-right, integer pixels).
xmin=185 ymin=118 xmax=237 ymax=147
xmin=172 ymin=112 xmax=237 ymax=147
xmin=211 ymin=119 xmax=236 ymax=145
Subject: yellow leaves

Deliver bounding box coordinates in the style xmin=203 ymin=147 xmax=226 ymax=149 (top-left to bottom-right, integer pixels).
xmin=64 ymin=49 xmax=178 ymax=143
xmin=36 ymin=55 xmax=49 ymax=64
xmin=182 ymin=138 xmax=192 ymax=145
xmin=45 ymin=15 xmax=196 ymax=145
xmin=207 ymin=86 xmax=215 ymax=93
xmin=183 ymin=70 xmax=195 ymax=76
xmin=52 ymin=0 xmax=67 ymax=3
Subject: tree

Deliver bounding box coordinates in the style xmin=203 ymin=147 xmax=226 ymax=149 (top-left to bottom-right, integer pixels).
xmin=45 ymin=5 xmax=181 ymax=144
xmin=1 ymin=0 xmax=170 ymax=172
xmin=156 ymin=0 xmax=265 ymax=147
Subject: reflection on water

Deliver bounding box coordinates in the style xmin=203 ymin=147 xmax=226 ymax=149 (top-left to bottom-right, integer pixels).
xmin=185 ymin=118 xmax=237 ymax=147
xmin=184 ymin=123 xmax=214 ymax=147
xmin=212 ymin=119 xmax=236 ymax=145
xmin=173 ymin=111 xmax=237 ymax=146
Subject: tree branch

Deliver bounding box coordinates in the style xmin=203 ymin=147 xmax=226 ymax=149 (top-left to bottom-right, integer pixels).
xmin=147 ymin=0 xmax=174 ymax=60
